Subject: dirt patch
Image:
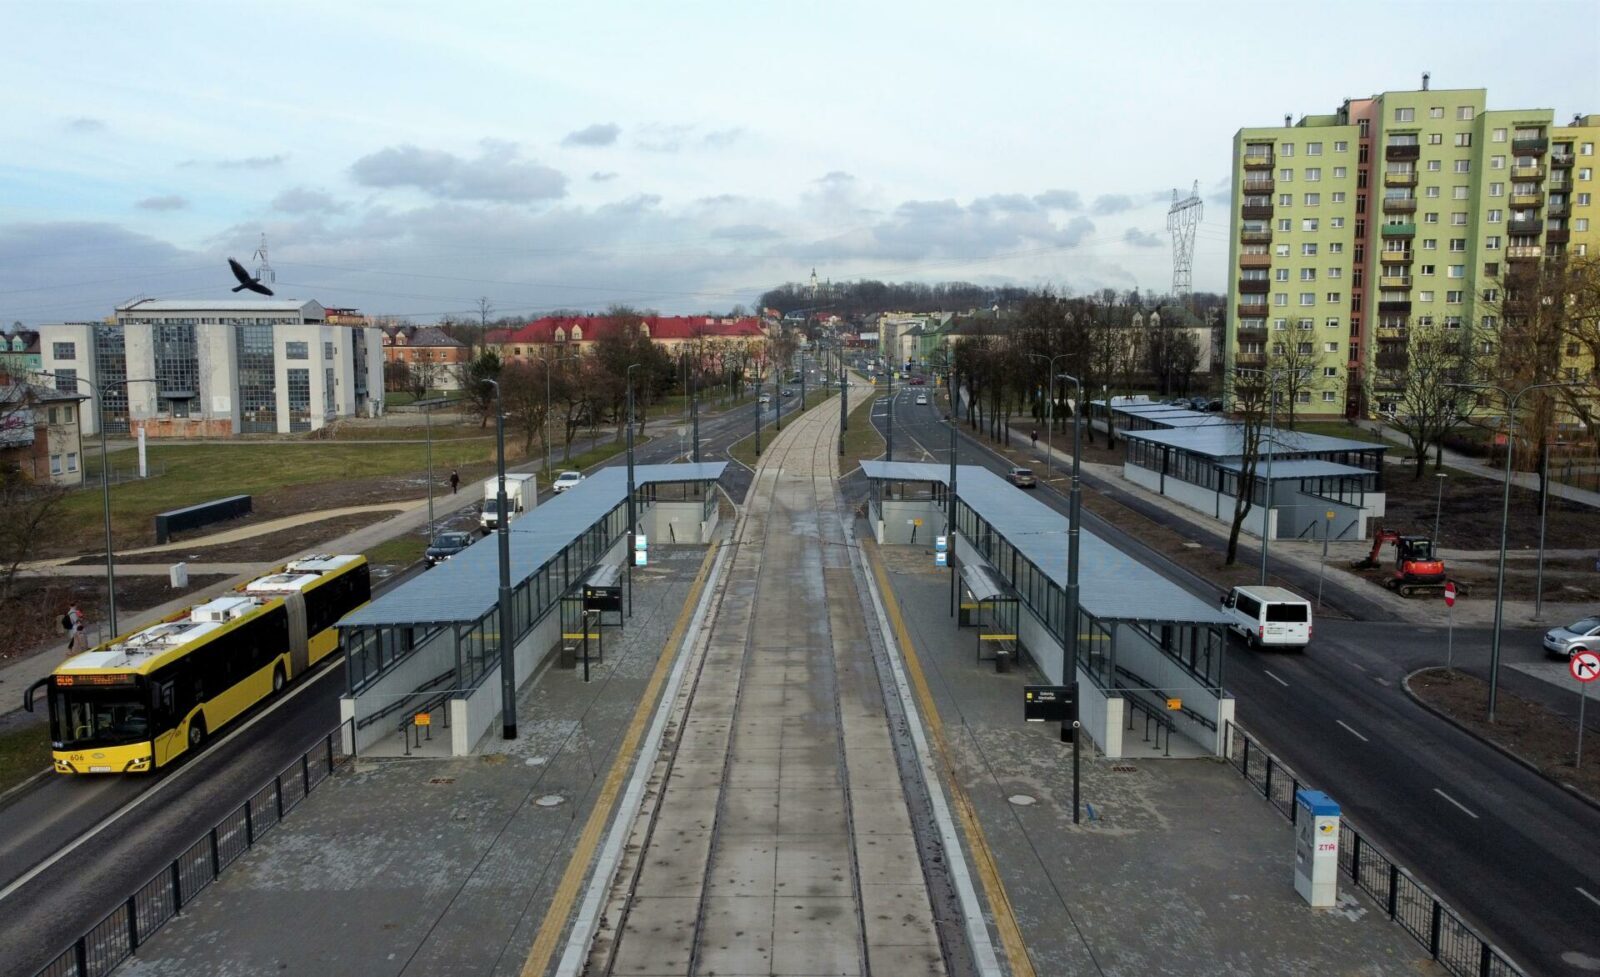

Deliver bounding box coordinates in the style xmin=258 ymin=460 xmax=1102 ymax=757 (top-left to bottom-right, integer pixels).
xmin=1 ymin=574 xmax=233 ymax=663
xmin=63 ymin=512 xmax=391 ymax=567
xmin=1348 ymin=560 xmax=1600 ymax=604
xmin=1380 ymin=464 xmax=1597 ymax=553
xmin=1410 ymin=667 xmax=1600 ymax=801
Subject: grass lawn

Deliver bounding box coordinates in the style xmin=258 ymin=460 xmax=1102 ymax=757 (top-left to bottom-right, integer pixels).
xmin=69 ymin=438 xmax=501 ymax=542
xmin=0 ymin=723 xmax=50 ymax=796
xmin=1287 ymin=420 xmax=1390 ymax=444
xmin=840 ymin=390 xmax=884 ymax=471
xmin=384 ymin=389 xmax=466 ymax=407
xmin=365 ymin=534 xmax=428 ymax=566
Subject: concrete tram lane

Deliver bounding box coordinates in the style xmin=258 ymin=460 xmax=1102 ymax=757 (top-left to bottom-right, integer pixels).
xmin=583 ymin=378 xmax=953 ymax=976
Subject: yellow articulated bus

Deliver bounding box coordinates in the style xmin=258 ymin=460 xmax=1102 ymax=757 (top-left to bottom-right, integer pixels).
xmin=24 ymin=555 xmax=370 ymax=775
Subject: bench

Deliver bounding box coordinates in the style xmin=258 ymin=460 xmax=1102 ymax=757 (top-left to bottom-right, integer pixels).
xmin=154 ymin=494 xmax=252 ymax=544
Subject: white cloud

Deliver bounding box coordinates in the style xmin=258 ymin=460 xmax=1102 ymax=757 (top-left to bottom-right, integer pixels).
xmin=562 ymin=123 xmax=621 ymax=147
xmin=350 ymin=141 xmax=567 ymax=203
xmin=135 ymin=194 xmax=188 ymax=211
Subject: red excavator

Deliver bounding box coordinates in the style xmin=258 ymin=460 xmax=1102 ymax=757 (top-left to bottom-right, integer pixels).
xmin=1351 ymin=529 xmax=1463 ymax=598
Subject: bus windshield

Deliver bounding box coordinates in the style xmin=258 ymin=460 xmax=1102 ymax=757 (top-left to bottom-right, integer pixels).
xmin=51 ymin=686 xmax=150 ymax=749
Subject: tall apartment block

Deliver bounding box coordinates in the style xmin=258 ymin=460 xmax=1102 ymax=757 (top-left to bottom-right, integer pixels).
xmin=1226 ymin=81 xmax=1597 ymax=418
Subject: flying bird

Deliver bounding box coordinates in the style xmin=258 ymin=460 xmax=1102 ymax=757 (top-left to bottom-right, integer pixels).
xmin=228 ymin=258 xmax=274 ymax=296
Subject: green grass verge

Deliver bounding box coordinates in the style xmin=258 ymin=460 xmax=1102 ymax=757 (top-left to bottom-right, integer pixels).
xmin=1288 ymin=421 xmax=1390 ymax=444
xmin=68 ymin=439 xmax=503 ymax=544
xmin=841 ymin=390 xmax=884 ymax=470
xmin=0 ymin=724 xmax=51 ymax=796
xmin=365 ymin=534 xmax=428 ymax=566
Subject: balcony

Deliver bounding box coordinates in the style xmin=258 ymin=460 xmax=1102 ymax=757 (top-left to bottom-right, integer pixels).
xmin=1512 ymin=137 xmax=1548 ymax=154
xmin=1385 ymin=144 xmax=1421 ymax=161
xmin=1237 ymin=278 xmax=1271 ymax=294
xmin=1241 ymin=204 xmax=1274 ymax=219
xmin=1237 ymin=301 xmax=1269 ymax=318
xmin=1378 ymin=300 xmax=1412 ymax=313
xmin=1376 ymin=350 xmax=1411 ymax=371
xmin=1236 ymin=351 xmax=1267 ymax=366
xmin=1237 ymin=321 xmax=1267 ymax=336
xmin=1379 ymin=275 xmax=1413 ymax=289
xmin=1383 ymin=170 xmax=1418 ymax=187
xmin=1506 ymin=245 xmax=1542 ymax=259
xmin=1508 ymin=218 xmax=1543 ymax=234
xmin=1243 ymin=155 xmax=1275 ymax=171
xmin=1511 ymin=193 xmax=1544 ymax=208
xmin=1376 ymin=326 xmax=1408 ymax=341
xmin=1380 ymin=249 xmax=1414 ymax=264
xmin=1549 ymin=203 xmax=1571 ymax=219
xmin=1552 ymin=153 xmax=1575 ymax=169
xmin=1242 ymin=177 xmax=1275 ymax=193
xmin=1382 ymin=197 xmax=1417 ymax=214
xmin=1512 ymin=165 xmax=1544 ymax=181
xmin=1381 ymin=222 xmax=1417 ymax=238
xmin=1240 ymin=229 xmax=1273 ymax=244
xmin=1239 ymin=253 xmax=1274 ymax=269
xmin=1547 ymin=228 xmax=1570 ymax=244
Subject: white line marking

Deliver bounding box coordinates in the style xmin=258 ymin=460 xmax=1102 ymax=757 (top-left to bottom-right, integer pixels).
xmin=1346 ymin=659 xmax=1367 ymax=672
xmin=1578 ymin=887 xmax=1600 ymax=908
xmin=1336 ymin=720 xmax=1369 ymax=742
xmin=0 ymin=657 xmax=341 ymax=904
xmin=1433 ymin=788 xmax=1479 ymax=819
xmin=1262 ymin=669 xmax=1290 ymax=688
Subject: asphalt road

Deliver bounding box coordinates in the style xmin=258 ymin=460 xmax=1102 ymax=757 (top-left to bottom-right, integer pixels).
xmin=879 ymin=384 xmax=1599 ymax=976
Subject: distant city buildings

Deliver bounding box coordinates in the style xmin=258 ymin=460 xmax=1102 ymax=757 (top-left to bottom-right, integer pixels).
xmin=36 ymin=298 xmax=385 ymax=437
xmin=0 ymin=379 xmax=87 ymax=487
xmin=1226 ymin=82 xmax=1597 ymax=418
xmin=380 ymin=325 xmax=469 ymax=390
xmin=487 ymin=314 xmax=766 ymax=362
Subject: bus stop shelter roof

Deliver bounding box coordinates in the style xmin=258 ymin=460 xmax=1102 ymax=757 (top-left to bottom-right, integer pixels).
xmin=1122 ymin=424 xmax=1385 ymax=460
xmin=1216 ymin=459 xmax=1374 ymax=480
xmin=338 ymin=462 xmax=724 ymax=630
xmin=863 ymin=461 xmax=1230 ymax=626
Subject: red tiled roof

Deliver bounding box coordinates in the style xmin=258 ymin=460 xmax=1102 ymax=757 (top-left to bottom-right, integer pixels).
xmin=491 ymin=315 xmax=764 ymax=346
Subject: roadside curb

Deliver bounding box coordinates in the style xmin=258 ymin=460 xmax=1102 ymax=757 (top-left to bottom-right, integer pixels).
xmin=0 ymin=766 xmax=51 ymax=813
xmin=1402 ymin=667 xmax=1600 ymax=816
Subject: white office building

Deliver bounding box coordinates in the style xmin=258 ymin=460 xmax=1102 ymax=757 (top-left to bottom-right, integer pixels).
xmin=38 ymin=299 xmax=386 ymax=437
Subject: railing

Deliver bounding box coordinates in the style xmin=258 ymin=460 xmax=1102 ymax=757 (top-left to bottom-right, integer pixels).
xmin=1381 ymin=197 xmax=1417 ymax=213
xmin=1551 ymin=152 xmax=1575 ymax=168
xmin=33 ymin=728 xmax=348 ymax=977
xmin=1381 ymin=223 xmax=1416 ymax=237
xmin=1240 ymin=229 xmax=1273 ymax=244
xmin=1224 ymin=722 xmax=1525 ymax=977
xmin=1243 ymin=155 xmax=1275 ymax=170
xmin=1510 ymin=166 xmax=1543 ymax=180
xmin=1506 ymin=245 xmax=1543 ymax=258
xmin=1512 ymin=137 xmax=1547 ymax=153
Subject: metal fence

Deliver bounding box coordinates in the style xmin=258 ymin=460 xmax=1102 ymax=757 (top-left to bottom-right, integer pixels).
xmin=1224 ymin=722 xmax=1524 ymax=977
xmin=34 ymin=728 xmax=347 ymax=977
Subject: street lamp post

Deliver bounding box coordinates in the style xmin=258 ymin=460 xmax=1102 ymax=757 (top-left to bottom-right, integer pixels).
xmin=1432 ymin=472 xmax=1448 ymax=554
xmin=626 ymin=363 xmax=641 ymax=618
xmin=1058 ymin=372 xmax=1085 ymax=825
xmin=1448 ymin=379 xmax=1576 ymax=721
xmin=1260 ymin=388 xmax=1277 ymax=586
xmin=754 ymin=368 xmax=763 ymax=457
xmin=423 ymin=398 xmax=436 ymax=542
xmin=886 ymin=369 xmax=894 ymax=461
xmin=481 ymin=377 xmax=516 ymax=740
xmin=1024 ymin=353 xmax=1069 ymax=475
xmin=543 ymin=353 xmax=580 ymax=477
xmin=39 ymin=372 xmax=154 ymax=640
xmin=691 ymin=357 xmax=700 ymax=463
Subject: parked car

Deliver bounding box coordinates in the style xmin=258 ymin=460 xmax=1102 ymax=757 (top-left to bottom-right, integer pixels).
xmin=552 ymin=470 xmax=584 ymax=493
xmin=1544 ymin=615 xmax=1600 ymax=660
xmin=424 ymin=531 xmax=474 ymax=567
xmin=1188 ymin=396 xmax=1211 ymax=411
xmin=1221 ymin=585 xmax=1312 ymax=649
xmin=915 ymin=394 xmax=928 ymax=406
xmin=1006 ymin=467 xmax=1037 ymax=488
xmin=781 ymin=388 xmax=795 ymax=397
xmin=758 ymin=393 xmax=771 ymax=405
xmin=910 ymin=376 xmax=927 ymax=386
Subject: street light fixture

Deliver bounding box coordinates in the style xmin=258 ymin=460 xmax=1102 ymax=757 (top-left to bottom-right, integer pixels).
xmin=37 ymin=371 xmax=155 ymax=640
xmin=480 ymin=376 xmax=517 ymax=739
xmin=542 ymin=353 xmax=581 ymax=478
xmin=626 ymin=363 xmax=641 ymax=617
xmin=1447 ymin=379 xmax=1579 ymax=721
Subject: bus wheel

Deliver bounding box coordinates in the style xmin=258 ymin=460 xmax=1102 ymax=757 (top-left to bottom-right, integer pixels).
xmin=188 ymin=718 xmax=206 ymax=751
xmin=272 ymin=666 xmax=287 ymax=694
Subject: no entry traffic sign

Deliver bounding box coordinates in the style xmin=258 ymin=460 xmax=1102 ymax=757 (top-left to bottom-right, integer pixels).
xmin=1443 ymin=581 xmax=1457 ymax=607
xmin=1571 ymin=651 xmax=1600 ymax=683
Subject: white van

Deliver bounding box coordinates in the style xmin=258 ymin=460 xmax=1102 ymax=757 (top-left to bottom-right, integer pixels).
xmin=1221 ymin=585 xmax=1312 ymax=649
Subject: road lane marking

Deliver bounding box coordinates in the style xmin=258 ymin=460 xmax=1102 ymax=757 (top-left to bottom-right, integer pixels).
xmin=1262 ymin=669 xmax=1290 ymax=688
xmin=1578 ymin=887 xmax=1600 ymax=908
xmin=1433 ymin=788 xmax=1479 ymax=819
xmin=525 ymin=541 xmax=722 ymax=977
xmin=1336 ymin=720 xmax=1369 ymax=742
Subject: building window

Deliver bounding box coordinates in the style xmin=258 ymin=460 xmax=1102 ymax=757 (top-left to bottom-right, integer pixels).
xmin=1300 ymin=243 xmax=1318 ymax=256
xmin=1487 ymin=209 xmax=1502 ymax=223
xmin=1280 ymin=168 xmax=1294 ymax=182
xmin=1458 ymin=106 xmax=1475 ymax=121
xmin=1429 ymin=134 xmax=1443 ymax=146
xmin=1422 ymin=238 xmax=1437 ymax=250
xmin=1275 ymin=268 xmax=1290 ymax=281
xmin=287 ymin=367 xmax=312 ymax=433
xmin=1331 ymin=191 xmax=1345 ymax=203
xmin=52 ymin=368 xmax=77 ymax=393
xmin=1424 ymin=213 xmax=1439 ymax=224
xmin=1580 ymin=168 xmax=1593 ymax=181
xmin=1326 ymin=317 xmax=1340 ymax=330
xmin=1445 ymin=316 xmax=1463 ymax=329
xmin=1492 ymin=128 xmax=1507 ymax=143
xmin=1280 ymin=143 xmax=1295 ymax=157
xmin=1490 ymin=155 xmax=1506 ymax=169
xmin=66 ymin=452 xmax=78 ymax=472
xmin=1425 ymin=186 xmax=1441 ymax=198
xmin=285 ymin=341 xmax=309 ymax=360
xmin=1427 ymin=159 xmax=1441 ymax=172
xmin=1454 ymin=133 xmax=1472 ymax=147
xmin=50 ymin=455 xmax=62 ymax=476
xmin=1296 ymin=391 xmax=1312 ymax=404
xmin=1577 ymin=218 xmax=1591 ymax=232
xmin=1429 ymin=107 xmax=1444 ymax=119
xmin=1394 ymin=107 xmax=1414 ymax=122
xmin=324 ymin=341 xmax=335 ymax=361
xmin=1333 ymin=166 xmax=1347 ymax=179
xmin=1327 ymin=267 xmax=1342 ymax=279
xmin=1579 ymin=193 xmax=1592 ymax=206
xmin=1300 ymin=268 xmax=1317 ymax=281
xmin=1277 ymin=219 xmax=1292 ymax=231
xmin=1419 ymin=291 xmax=1435 ymax=302
xmin=235 ymin=324 xmax=277 ymax=434
xmin=1452 ymin=160 xmax=1469 ymax=174
xmin=1322 ymin=390 xmax=1338 ymax=402
xmin=1446 ymin=290 xmax=1464 ymax=303
xmin=1273 ymin=294 xmax=1288 ymax=307
xmin=1482 ymin=289 xmax=1499 ymax=302
xmin=1273 ymin=318 xmax=1287 ymax=330
xmin=1326 ymin=292 xmax=1341 ymax=304
xmin=1420 ymin=264 xmax=1436 ymax=275
xmin=1448 ymin=265 xmax=1465 ymax=278
xmin=1335 ymin=140 xmax=1349 ymax=152
xmin=1301 ymin=218 xmax=1319 ymax=231
xmin=1304 ymin=193 xmax=1320 ymax=206
xmin=1299 ymin=292 xmax=1316 ymax=306
xmin=1329 ymin=242 xmax=1344 ymax=253
xmin=1306 ymin=168 xmax=1321 ymax=182
xmin=51 ymin=342 xmax=75 ymax=360
xmin=1297 ymin=318 xmax=1315 ymax=330
xmin=1307 ymin=142 xmax=1322 ymax=156
xmin=1278 ymin=193 xmax=1293 ymax=206
xmin=1275 ymin=244 xmax=1290 ymax=256
xmin=1452 ymin=186 xmax=1470 ymax=199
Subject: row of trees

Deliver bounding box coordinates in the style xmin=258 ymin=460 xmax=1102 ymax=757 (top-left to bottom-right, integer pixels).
xmin=760 ymin=280 xmax=1037 ymax=320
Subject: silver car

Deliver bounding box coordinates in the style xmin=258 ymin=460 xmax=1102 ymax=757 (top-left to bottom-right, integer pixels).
xmin=1544 ymin=615 xmax=1600 ymax=660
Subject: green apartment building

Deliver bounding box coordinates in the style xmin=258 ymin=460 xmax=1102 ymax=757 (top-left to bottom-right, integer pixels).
xmin=1227 ymin=81 xmax=1592 ymax=418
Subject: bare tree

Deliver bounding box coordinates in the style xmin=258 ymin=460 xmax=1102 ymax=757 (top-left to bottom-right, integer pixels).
xmin=1224 ymin=372 xmax=1273 ymax=565
xmin=1382 ymin=320 xmax=1483 ymax=479
xmin=1267 ymin=331 xmax=1324 ymax=427
xmin=498 ymin=361 xmax=550 ymax=455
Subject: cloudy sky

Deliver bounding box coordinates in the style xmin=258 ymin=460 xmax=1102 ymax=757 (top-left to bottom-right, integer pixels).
xmin=2 ymin=1 xmax=1596 ymax=325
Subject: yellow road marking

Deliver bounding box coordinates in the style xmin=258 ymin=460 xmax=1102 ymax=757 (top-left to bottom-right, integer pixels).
xmin=519 ymin=542 xmax=720 ymax=977
xmin=865 ymin=539 xmax=1036 ymax=977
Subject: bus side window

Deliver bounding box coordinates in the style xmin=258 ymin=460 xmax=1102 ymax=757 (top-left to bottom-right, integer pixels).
xmin=153 ymin=680 xmax=176 ymax=725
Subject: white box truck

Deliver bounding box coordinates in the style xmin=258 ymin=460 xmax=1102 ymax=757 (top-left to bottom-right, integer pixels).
xmin=481 ymin=473 xmax=537 ymax=533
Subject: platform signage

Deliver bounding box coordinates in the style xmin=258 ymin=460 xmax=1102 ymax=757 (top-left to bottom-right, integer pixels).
xmin=414 ymin=712 xmax=431 ymax=727
xmin=1024 ymin=685 xmax=1076 ymax=724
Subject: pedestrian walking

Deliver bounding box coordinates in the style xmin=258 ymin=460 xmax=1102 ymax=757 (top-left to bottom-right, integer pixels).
xmin=449 ymin=469 xmax=460 ymax=494
xmin=1031 ymin=428 xmax=1039 ymax=449
xmin=62 ymin=603 xmax=87 ymax=653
